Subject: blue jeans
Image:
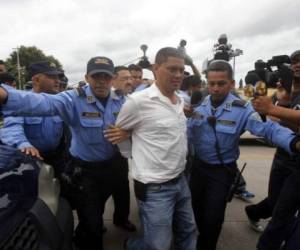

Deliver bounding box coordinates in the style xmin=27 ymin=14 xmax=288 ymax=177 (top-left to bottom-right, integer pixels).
xmin=127 ymin=175 xmax=197 ymax=250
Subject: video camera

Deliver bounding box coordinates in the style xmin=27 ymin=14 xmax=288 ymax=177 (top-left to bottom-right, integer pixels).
xmin=245 ymin=55 xmax=294 ymax=93
xmin=137 ymin=44 xmax=151 ymax=69
xmin=213 ymin=34 xmax=234 ymax=61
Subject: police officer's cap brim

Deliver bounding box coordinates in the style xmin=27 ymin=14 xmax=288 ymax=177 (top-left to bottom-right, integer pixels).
xmin=42 ymin=70 xmax=61 ymax=76
xmin=87 ymin=69 xmax=113 ymax=77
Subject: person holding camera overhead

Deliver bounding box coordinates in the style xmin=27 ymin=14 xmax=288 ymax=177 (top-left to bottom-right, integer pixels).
xmin=188 ymin=59 xmax=300 ymax=250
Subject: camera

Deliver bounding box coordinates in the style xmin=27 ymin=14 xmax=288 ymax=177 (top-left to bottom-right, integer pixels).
xmin=213 ymin=34 xmax=234 ymax=61
xmin=179 ymin=39 xmax=187 ymax=48
xmin=245 ymin=55 xmax=294 ymax=93
xmin=137 ymin=44 xmax=151 ymax=69
xmin=137 ymin=56 xmax=151 ymax=69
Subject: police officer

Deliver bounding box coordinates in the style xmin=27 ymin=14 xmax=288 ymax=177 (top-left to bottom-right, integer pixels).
xmin=188 ymin=60 xmax=300 ymax=250
xmin=0 ymin=56 xmax=126 ymax=250
xmin=0 ymin=61 xmax=65 ymax=178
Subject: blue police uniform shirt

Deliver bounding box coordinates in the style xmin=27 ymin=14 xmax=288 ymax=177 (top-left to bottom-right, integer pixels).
xmin=188 ymin=93 xmax=296 ymax=165
xmin=0 ymin=115 xmax=63 ymax=152
xmin=1 ymin=84 xmax=125 ymax=162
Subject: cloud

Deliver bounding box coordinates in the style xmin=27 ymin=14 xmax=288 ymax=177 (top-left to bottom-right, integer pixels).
xmin=0 ymin=0 xmax=299 ymax=84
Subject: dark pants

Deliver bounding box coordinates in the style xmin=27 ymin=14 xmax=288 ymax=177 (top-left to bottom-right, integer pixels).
xmin=111 ymin=155 xmax=130 ymax=225
xmin=72 ymin=155 xmax=123 ymax=250
xmin=246 ymin=156 xmax=292 ymax=222
xmin=257 ymin=167 xmax=300 ymax=250
xmin=190 ymin=159 xmax=236 ymax=250
xmin=42 ymin=151 xmax=66 ymax=179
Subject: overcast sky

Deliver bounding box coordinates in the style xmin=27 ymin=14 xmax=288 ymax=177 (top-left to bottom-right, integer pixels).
xmin=0 ymin=0 xmax=299 ymax=86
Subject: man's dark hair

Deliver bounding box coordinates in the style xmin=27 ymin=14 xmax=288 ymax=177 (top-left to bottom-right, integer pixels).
xmin=207 ymin=60 xmax=233 ymax=80
xmin=0 ymin=60 xmax=5 ymax=64
xmin=181 ymin=75 xmax=202 ymax=91
xmin=114 ymin=65 xmax=128 ymax=74
xmin=155 ymin=47 xmax=184 ymax=65
xmin=128 ymin=64 xmax=142 ymax=72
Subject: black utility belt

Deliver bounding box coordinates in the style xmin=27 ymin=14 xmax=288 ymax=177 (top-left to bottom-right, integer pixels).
xmin=195 ymin=157 xmax=236 ymax=168
xmin=41 ymin=147 xmax=63 ymax=158
xmin=71 ymin=156 xmax=114 ymax=168
xmin=133 ymin=174 xmax=182 ymax=202
xmin=136 ymin=174 xmax=182 ymax=186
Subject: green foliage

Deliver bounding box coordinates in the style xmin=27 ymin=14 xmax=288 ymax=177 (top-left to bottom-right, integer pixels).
xmin=5 ymin=46 xmax=63 ymax=89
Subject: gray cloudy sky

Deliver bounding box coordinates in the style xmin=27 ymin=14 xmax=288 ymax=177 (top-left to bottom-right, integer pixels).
xmin=0 ymin=0 xmax=299 ymax=85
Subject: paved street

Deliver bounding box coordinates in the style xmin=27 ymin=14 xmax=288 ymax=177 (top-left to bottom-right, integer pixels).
xmin=91 ymin=144 xmax=275 ymax=250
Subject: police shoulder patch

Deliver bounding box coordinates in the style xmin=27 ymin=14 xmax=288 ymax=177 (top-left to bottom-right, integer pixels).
xmin=232 ymin=99 xmax=248 ymax=108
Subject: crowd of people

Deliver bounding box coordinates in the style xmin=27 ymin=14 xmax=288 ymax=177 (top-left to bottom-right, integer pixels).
xmin=0 ymin=47 xmax=300 ymax=250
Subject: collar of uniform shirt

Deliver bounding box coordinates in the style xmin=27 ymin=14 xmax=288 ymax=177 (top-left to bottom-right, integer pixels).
xmin=148 ymin=83 xmax=183 ymax=106
xmin=85 ymin=85 xmax=120 ymax=104
xmin=202 ymin=93 xmax=233 ymax=111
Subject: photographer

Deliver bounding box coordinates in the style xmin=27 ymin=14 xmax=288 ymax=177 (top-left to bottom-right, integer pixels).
xmin=249 ymin=50 xmax=300 ymax=250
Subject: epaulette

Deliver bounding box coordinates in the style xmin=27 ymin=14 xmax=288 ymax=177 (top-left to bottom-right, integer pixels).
xmin=232 ymin=99 xmax=248 ymax=108
xmin=75 ymin=86 xmax=86 ymax=97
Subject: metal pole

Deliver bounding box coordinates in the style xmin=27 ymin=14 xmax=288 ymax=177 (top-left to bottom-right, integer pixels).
xmin=13 ymin=47 xmax=21 ymax=89
xmin=233 ymin=56 xmax=236 ymax=79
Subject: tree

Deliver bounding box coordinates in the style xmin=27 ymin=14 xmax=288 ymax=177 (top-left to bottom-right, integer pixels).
xmin=5 ymin=46 xmax=63 ymax=89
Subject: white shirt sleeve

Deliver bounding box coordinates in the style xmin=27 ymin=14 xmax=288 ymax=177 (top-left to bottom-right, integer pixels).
xmin=116 ymin=97 xmax=141 ymax=158
xmin=116 ymin=96 xmax=141 ymax=130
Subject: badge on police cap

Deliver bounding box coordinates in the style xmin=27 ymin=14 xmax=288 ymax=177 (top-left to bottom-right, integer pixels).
xmin=50 ymin=62 xmax=56 ymax=68
xmin=94 ymin=58 xmax=109 ymax=65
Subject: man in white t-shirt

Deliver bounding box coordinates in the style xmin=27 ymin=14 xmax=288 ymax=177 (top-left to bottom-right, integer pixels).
xmin=105 ymin=47 xmax=196 ymax=250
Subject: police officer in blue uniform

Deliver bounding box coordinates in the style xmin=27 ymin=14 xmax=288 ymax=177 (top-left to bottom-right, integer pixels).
xmin=0 ymin=61 xmax=65 ymax=177
xmin=188 ymin=60 xmax=300 ymax=250
xmin=0 ymin=56 xmax=126 ymax=250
